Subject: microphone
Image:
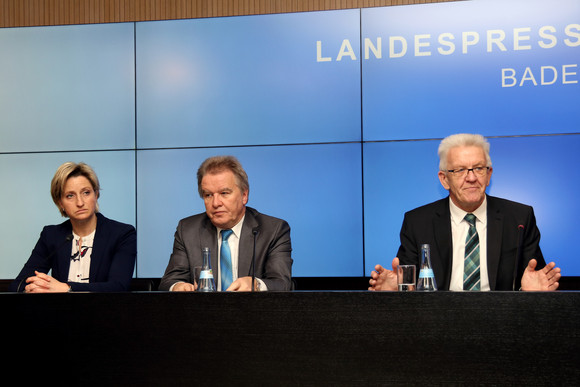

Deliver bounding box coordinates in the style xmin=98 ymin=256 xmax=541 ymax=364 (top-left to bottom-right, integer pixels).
xmin=251 ymin=227 xmax=259 ymax=292
xmin=16 ymin=233 xmax=73 ymax=292
xmin=512 ymin=225 xmax=524 ymax=290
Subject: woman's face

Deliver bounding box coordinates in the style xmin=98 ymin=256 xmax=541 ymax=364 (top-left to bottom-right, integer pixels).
xmin=58 ymin=175 xmax=98 ymax=222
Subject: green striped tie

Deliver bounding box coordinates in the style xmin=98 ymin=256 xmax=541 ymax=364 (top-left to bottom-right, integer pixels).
xmin=464 ymin=213 xmax=480 ymax=291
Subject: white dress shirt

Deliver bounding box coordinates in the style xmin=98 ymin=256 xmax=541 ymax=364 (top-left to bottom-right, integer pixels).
xmin=449 ymin=196 xmax=490 ymax=291
xmin=216 ymin=215 xmax=266 ymax=291
xmin=216 ymin=216 xmax=243 ymax=291
xmin=170 ymin=214 xmax=267 ymax=291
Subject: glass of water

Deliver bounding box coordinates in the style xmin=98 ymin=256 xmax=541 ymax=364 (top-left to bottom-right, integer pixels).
xmin=397 ymin=264 xmax=416 ymax=291
xmin=194 ymin=266 xmax=201 ymax=290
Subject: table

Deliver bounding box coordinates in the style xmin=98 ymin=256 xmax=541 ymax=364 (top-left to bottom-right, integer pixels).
xmin=4 ymin=291 xmax=579 ymax=385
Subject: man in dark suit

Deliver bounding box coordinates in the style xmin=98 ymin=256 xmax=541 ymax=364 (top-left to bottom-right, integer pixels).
xmin=369 ymin=133 xmax=561 ymax=291
xmin=159 ymin=155 xmax=292 ymax=291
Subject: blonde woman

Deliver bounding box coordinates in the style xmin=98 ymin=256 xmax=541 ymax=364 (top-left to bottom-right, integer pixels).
xmin=10 ymin=162 xmax=136 ymax=292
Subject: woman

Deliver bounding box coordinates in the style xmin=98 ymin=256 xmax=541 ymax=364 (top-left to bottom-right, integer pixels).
xmin=10 ymin=162 xmax=137 ymax=292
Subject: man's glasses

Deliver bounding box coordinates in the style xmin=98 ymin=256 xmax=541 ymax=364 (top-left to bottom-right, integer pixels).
xmin=445 ymin=166 xmax=489 ymax=178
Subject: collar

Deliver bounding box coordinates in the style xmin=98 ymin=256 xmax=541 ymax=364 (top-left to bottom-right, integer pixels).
xmin=449 ymin=195 xmax=487 ymax=226
xmin=73 ymin=229 xmax=96 ymax=243
xmin=217 ymin=214 xmax=245 ymax=239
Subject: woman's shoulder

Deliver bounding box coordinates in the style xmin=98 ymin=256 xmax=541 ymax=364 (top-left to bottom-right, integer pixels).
xmin=40 ymin=218 xmax=72 ymax=236
xmin=96 ymin=213 xmax=136 ymax=233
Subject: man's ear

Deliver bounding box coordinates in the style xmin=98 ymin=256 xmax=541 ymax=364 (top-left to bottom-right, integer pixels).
xmin=438 ymin=171 xmax=450 ymax=190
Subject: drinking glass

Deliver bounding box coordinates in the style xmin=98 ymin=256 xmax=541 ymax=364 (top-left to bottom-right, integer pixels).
xmin=397 ymin=265 xmax=416 ymax=291
xmin=194 ymin=266 xmax=201 ymax=290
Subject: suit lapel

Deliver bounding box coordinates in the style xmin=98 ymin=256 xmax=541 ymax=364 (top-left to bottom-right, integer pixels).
xmin=239 ymin=209 xmax=259 ymax=277
xmin=56 ymin=222 xmax=74 ymax=281
xmin=486 ymin=197 xmax=503 ymax=290
xmin=433 ymin=199 xmax=452 ymax=290
xmin=199 ymin=217 xmax=218 ymax=279
xmin=89 ymin=213 xmax=105 ymax=282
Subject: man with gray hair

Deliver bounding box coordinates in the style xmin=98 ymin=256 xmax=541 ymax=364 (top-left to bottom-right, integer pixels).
xmin=160 ymin=155 xmax=293 ymax=292
xmin=369 ymin=133 xmax=560 ymax=291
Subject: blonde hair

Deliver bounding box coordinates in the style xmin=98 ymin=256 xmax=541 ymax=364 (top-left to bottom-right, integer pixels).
xmin=51 ymin=162 xmax=100 ymax=217
xmin=438 ymin=133 xmax=492 ymax=171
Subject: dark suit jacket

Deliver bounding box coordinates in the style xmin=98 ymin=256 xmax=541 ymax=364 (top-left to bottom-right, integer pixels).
xmin=159 ymin=207 xmax=293 ymax=291
xmin=397 ymin=195 xmax=545 ymax=290
xmin=9 ymin=213 xmax=137 ymax=292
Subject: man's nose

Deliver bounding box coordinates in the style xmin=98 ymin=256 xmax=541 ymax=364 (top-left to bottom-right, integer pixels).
xmin=465 ymin=169 xmax=478 ymax=181
xmin=211 ymin=195 xmax=222 ymax=207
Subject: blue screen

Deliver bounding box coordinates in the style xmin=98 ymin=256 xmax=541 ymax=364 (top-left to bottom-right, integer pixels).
xmin=136 ymin=10 xmax=361 ymax=148
xmin=363 ymin=135 xmax=580 ymax=276
xmin=0 ymin=151 xmax=136 ymax=277
xmin=136 ymin=144 xmax=363 ymax=277
xmin=1 ymin=0 xmax=579 ymax=281
xmin=0 ymin=23 xmax=135 ymax=153
xmin=362 ymin=0 xmax=580 ymax=140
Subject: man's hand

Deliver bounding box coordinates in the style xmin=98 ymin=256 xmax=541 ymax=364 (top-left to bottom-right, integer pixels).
xmin=227 ymin=276 xmax=259 ymax=291
xmin=521 ymin=259 xmax=561 ymax=291
xmin=171 ymin=282 xmax=197 ymax=291
xmin=368 ymin=258 xmax=399 ymax=291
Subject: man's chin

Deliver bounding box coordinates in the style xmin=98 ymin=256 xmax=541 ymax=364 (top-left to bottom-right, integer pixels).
xmin=459 ymin=198 xmax=484 ymax=212
xmin=209 ymin=216 xmax=232 ymax=229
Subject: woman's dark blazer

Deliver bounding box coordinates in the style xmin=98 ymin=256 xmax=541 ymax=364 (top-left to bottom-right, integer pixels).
xmin=9 ymin=213 xmax=136 ymax=292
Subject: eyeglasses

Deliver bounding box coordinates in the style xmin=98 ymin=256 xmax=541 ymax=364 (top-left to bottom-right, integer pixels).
xmin=445 ymin=166 xmax=489 ymax=177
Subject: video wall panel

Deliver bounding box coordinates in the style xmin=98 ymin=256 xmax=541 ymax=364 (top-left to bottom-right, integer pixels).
xmin=361 ymin=0 xmax=580 ymax=141
xmin=136 ymin=10 xmax=362 ymax=149
xmin=136 ymin=143 xmax=364 ymax=278
xmin=363 ymin=135 xmax=580 ymax=276
xmin=0 ymin=151 xmax=136 ymax=278
xmin=0 ymin=23 xmax=135 ymax=153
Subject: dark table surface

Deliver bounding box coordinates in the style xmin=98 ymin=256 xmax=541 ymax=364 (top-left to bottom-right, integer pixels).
xmin=4 ymin=291 xmax=579 ymax=386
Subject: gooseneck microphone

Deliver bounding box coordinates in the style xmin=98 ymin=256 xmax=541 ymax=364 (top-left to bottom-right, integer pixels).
xmin=16 ymin=233 xmax=73 ymax=292
xmin=251 ymin=227 xmax=259 ymax=292
xmin=512 ymin=225 xmax=524 ymax=290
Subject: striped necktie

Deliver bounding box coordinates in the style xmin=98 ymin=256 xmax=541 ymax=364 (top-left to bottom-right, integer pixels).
xmin=220 ymin=229 xmax=234 ymax=291
xmin=463 ymin=213 xmax=481 ymax=291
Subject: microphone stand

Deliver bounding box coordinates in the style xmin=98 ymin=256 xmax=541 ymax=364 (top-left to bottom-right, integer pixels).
xmin=251 ymin=229 xmax=258 ymax=292
xmin=513 ymin=225 xmax=524 ymax=290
